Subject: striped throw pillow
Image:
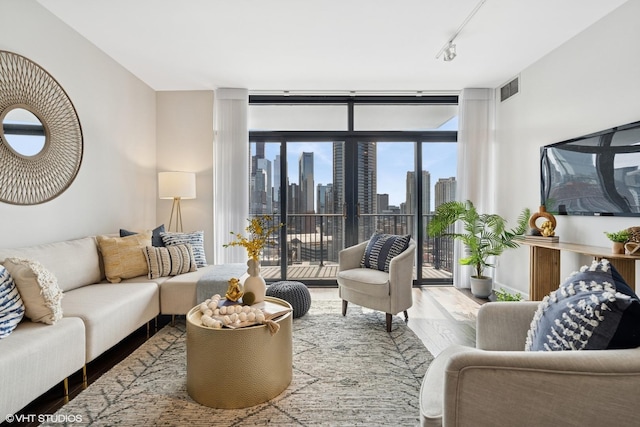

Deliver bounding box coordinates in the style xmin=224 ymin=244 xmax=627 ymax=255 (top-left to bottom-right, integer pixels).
xmin=143 ymin=244 xmax=197 ymax=279
xmin=360 ymin=233 xmax=411 ymax=272
xmin=160 ymin=231 xmax=207 ymax=267
xmin=0 ymin=265 xmax=25 ymax=339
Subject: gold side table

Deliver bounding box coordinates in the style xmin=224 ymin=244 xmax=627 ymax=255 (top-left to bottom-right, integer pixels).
xmin=186 ymin=296 xmax=293 ymax=408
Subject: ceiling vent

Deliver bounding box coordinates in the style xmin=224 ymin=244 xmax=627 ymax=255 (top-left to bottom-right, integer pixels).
xmin=500 ymin=76 xmax=519 ymax=102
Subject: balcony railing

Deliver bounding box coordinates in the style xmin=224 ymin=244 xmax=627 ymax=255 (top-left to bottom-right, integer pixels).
xmin=253 ymin=213 xmax=454 ymax=283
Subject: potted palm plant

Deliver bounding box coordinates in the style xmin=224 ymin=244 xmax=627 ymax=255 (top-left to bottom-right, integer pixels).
xmin=428 ymin=200 xmax=530 ymax=298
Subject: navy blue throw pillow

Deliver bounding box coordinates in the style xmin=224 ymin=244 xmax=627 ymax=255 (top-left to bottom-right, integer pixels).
xmin=526 ymin=259 xmax=640 ymax=351
xmin=360 ymin=233 xmax=411 ymax=273
xmin=120 ymin=224 xmax=166 ymax=247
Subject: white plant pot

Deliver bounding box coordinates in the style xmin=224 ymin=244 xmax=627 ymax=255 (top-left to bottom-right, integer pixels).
xmin=470 ymin=276 xmax=493 ymax=299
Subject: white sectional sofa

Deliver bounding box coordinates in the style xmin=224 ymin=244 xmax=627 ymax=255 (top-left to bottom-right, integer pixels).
xmin=0 ymin=234 xmax=236 ymax=420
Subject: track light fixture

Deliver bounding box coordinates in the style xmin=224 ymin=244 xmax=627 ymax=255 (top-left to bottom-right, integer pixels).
xmin=443 ymin=42 xmax=456 ymax=61
xmin=435 ymin=0 xmax=486 ymax=62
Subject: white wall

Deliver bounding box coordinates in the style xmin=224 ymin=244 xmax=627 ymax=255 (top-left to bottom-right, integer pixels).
xmin=494 ymin=1 xmax=640 ymax=295
xmin=156 ymin=91 xmax=215 ymax=262
xmin=0 ymin=0 xmax=157 ymax=248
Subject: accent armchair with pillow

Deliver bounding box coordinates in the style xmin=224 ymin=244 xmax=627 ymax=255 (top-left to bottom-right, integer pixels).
xmin=337 ymin=234 xmax=416 ymax=332
xmin=420 ymin=259 xmax=640 ymax=427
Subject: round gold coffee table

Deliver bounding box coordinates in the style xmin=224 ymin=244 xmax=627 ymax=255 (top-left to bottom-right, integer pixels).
xmin=186 ymin=296 xmax=293 ymax=408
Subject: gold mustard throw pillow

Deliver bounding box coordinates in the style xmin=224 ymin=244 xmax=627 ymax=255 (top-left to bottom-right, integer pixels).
xmin=142 ymin=244 xmax=197 ymax=279
xmin=97 ymin=231 xmax=152 ymax=283
xmin=2 ymin=257 xmax=63 ymax=324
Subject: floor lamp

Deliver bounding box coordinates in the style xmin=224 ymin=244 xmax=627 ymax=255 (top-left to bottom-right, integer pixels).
xmin=158 ymin=171 xmax=196 ymax=232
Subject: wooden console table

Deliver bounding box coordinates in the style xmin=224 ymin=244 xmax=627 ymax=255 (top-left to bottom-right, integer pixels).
xmin=521 ymin=240 xmax=638 ymax=300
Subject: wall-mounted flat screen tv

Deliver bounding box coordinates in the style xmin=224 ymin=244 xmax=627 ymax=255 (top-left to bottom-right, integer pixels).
xmin=541 ymin=120 xmax=640 ymax=216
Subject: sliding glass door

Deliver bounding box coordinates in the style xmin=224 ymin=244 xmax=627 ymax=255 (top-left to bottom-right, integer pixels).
xmin=249 ymin=95 xmax=458 ymax=285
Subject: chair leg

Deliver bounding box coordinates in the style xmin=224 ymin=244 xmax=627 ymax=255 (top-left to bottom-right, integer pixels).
xmin=386 ymin=313 xmax=392 ymax=332
xmin=342 ymin=300 xmax=348 ymax=316
xmin=404 ymin=310 xmax=409 ymax=322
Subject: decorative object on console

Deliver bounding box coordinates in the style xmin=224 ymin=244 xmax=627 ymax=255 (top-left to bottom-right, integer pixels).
xmin=2 ymin=257 xmax=63 ymax=324
xmin=0 ymin=266 xmax=25 ymax=338
xmin=161 ymin=230 xmax=206 ymax=267
xmin=224 ymin=215 xmax=283 ymax=304
xmin=528 ymin=205 xmax=557 ymax=236
xmin=96 ymin=232 xmax=152 ymax=283
xmin=158 ymin=171 xmax=196 ymax=232
xmin=604 ymin=229 xmax=631 ymax=254
xmin=525 ymin=259 xmax=640 ymax=351
xmin=0 ymin=50 xmax=83 ymax=205
xmin=428 ymin=200 xmax=530 ymax=298
xmin=623 ymin=226 xmax=640 ymax=255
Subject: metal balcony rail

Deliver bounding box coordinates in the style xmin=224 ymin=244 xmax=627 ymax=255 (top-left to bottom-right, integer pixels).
xmin=250 ymin=213 xmax=454 ymax=282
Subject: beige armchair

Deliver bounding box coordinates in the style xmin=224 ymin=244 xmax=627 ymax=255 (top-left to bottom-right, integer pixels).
xmin=337 ymin=238 xmax=416 ymax=332
xmin=420 ymin=301 xmax=640 ymax=427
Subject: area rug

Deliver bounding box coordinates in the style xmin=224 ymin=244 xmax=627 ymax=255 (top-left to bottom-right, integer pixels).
xmin=45 ymin=300 xmax=433 ymax=426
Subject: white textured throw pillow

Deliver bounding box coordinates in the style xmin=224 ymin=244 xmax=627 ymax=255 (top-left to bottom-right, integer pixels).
xmin=2 ymin=257 xmax=63 ymax=324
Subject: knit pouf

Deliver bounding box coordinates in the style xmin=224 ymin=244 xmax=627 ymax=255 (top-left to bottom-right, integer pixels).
xmin=266 ymin=281 xmax=311 ymax=318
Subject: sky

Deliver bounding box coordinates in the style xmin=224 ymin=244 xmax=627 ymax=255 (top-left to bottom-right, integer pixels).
xmin=255 ymin=115 xmax=458 ymax=210
xmin=259 ymin=140 xmax=456 ymax=210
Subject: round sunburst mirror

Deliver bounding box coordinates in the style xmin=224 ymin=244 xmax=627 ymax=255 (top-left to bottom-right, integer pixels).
xmin=0 ymin=50 xmax=83 ymax=205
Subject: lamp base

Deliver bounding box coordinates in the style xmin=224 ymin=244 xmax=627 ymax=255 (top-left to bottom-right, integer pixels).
xmin=168 ymin=197 xmax=184 ymax=232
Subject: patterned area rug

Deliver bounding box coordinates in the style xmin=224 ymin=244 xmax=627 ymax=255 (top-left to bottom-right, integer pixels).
xmin=45 ymin=300 xmax=433 ymax=426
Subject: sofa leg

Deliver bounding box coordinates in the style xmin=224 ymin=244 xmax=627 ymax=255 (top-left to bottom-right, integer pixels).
xmin=171 ymin=315 xmax=176 ymax=326
xmin=342 ymin=300 xmax=348 ymax=316
xmin=63 ymin=377 xmax=69 ymax=403
xmin=386 ymin=313 xmax=392 ymax=332
xmin=82 ymin=365 xmax=87 ymax=389
xmin=404 ymin=310 xmax=409 ymax=322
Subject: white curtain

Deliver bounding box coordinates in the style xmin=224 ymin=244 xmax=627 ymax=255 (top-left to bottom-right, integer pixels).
xmin=212 ymin=88 xmax=249 ymax=264
xmin=454 ymin=88 xmax=496 ymax=288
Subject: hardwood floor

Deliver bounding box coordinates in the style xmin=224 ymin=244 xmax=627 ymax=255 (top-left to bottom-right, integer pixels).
xmin=312 ymin=285 xmax=481 ymax=356
xmin=3 ymin=286 xmax=479 ymax=426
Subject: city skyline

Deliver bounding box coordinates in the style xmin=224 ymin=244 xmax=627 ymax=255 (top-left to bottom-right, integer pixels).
xmin=253 ymin=141 xmax=457 ymax=212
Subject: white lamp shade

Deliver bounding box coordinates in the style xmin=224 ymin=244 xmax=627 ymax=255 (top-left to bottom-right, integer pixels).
xmin=158 ymin=172 xmax=196 ymax=199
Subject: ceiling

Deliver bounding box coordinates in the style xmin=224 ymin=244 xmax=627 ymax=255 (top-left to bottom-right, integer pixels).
xmin=38 ymin=0 xmax=628 ymax=93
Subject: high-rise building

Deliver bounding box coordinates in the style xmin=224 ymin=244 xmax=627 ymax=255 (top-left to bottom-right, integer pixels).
xmin=332 ymin=143 xmax=344 ymax=216
xmin=273 ymin=154 xmax=281 ymax=206
xmin=377 ymin=194 xmax=389 ymax=213
xmin=434 ymin=177 xmax=457 ymax=208
xmin=250 ymin=142 xmax=272 ymax=214
xmin=332 ymin=142 xmax=377 ymax=242
xmin=432 ymin=177 xmax=457 ymax=272
xmin=299 ymin=152 xmax=314 ymax=213
xmin=357 ymin=143 xmax=377 ymax=222
xmin=317 ymin=184 xmax=329 ymax=214
xmin=405 ymin=170 xmax=430 ymax=215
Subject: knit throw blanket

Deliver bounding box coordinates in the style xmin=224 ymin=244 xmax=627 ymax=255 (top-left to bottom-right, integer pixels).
xmin=195 ymin=263 xmax=247 ymax=303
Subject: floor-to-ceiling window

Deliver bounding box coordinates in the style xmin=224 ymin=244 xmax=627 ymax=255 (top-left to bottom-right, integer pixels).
xmin=248 ymin=95 xmax=458 ymax=286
